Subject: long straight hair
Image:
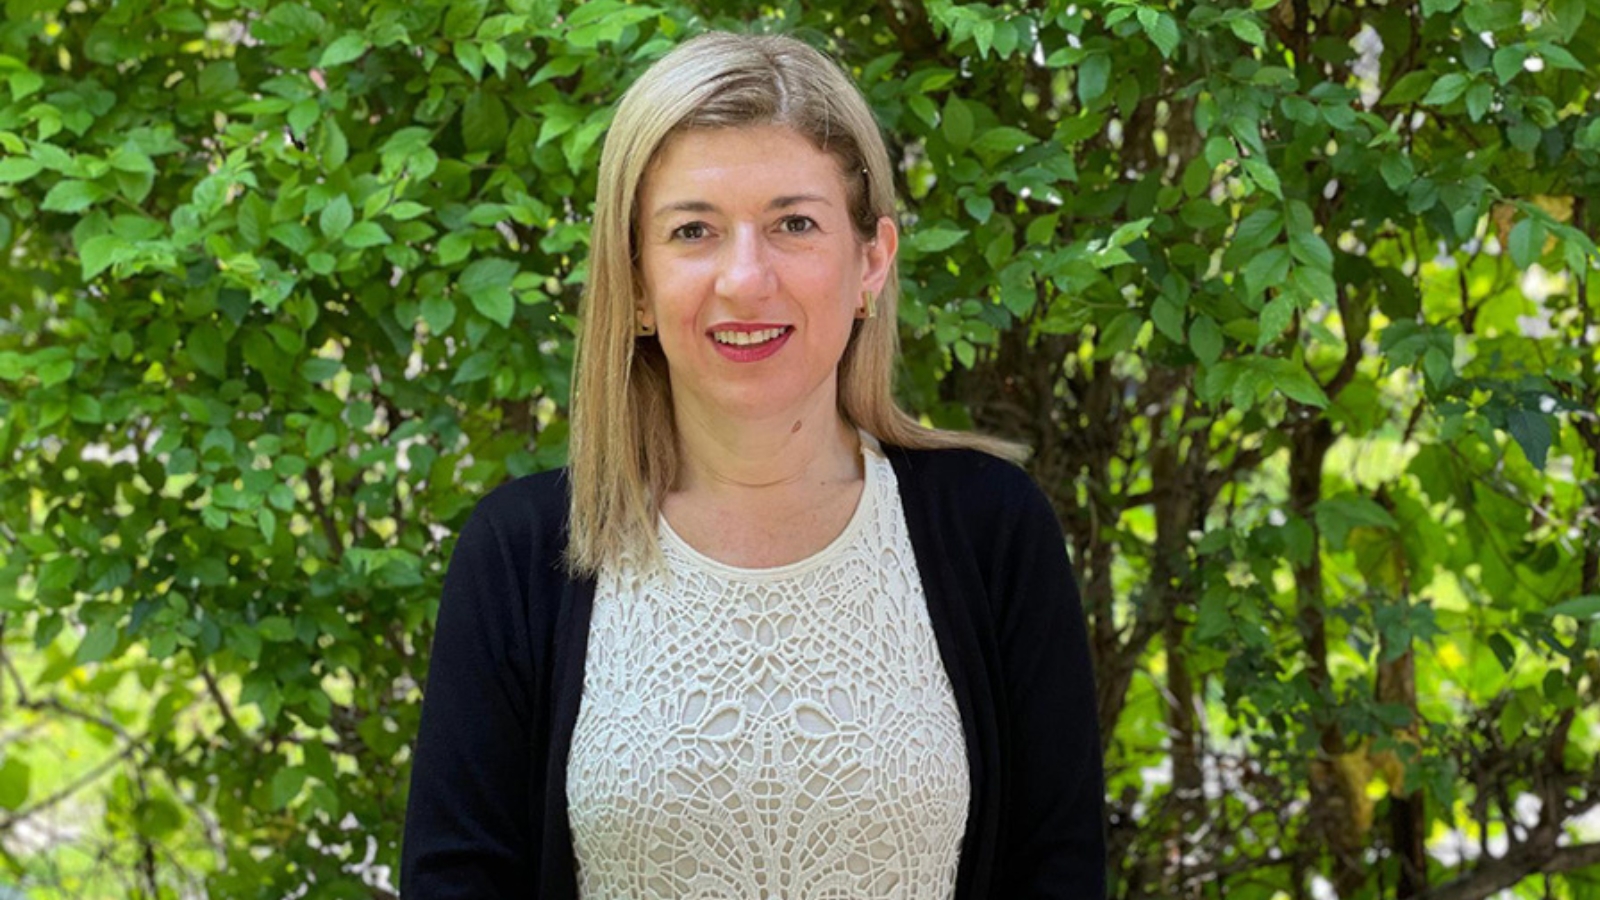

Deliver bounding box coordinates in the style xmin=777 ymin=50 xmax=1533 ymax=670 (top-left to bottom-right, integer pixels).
xmin=566 ymin=31 xmax=1024 ymax=576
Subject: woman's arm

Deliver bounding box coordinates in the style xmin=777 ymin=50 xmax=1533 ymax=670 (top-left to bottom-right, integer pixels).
xmin=991 ymin=471 xmax=1108 ymax=898
xmin=401 ymin=502 xmax=538 ymax=897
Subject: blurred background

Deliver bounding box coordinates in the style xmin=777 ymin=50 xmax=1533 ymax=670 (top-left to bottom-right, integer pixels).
xmin=1 ymin=0 xmax=1597 ymax=897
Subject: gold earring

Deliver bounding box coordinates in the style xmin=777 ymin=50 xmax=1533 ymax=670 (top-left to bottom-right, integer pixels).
xmin=858 ymin=290 xmax=876 ymax=320
xmin=634 ymin=310 xmax=655 ymax=337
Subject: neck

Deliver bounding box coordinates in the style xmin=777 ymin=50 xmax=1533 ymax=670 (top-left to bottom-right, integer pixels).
xmin=671 ymin=392 xmax=861 ymax=497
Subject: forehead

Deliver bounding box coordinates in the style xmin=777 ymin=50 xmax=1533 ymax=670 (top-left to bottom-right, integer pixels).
xmin=641 ymin=124 xmax=849 ymax=202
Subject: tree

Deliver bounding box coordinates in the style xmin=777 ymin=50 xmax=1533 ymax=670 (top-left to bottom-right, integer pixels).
xmin=1 ymin=0 xmax=1597 ymax=897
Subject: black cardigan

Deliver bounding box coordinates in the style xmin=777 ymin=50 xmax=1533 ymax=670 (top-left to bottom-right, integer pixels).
xmin=401 ymin=445 xmax=1106 ymax=898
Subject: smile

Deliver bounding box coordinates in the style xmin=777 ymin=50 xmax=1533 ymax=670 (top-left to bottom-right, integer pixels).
xmin=708 ymin=325 xmax=793 ymax=362
xmin=711 ymin=327 xmax=790 ymax=346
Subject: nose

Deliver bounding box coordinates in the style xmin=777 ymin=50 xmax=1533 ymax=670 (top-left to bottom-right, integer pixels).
xmin=715 ymin=224 xmax=776 ymax=301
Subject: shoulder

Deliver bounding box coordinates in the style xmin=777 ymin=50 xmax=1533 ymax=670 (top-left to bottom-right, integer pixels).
xmin=880 ymin=444 xmax=1050 ymax=523
xmin=469 ymin=467 xmax=571 ymax=529
xmin=454 ymin=468 xmax=574 ymax=571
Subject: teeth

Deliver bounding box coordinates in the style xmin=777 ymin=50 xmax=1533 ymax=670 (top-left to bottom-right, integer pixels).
xmin=713 ymin=327 xmax=786 ymax=346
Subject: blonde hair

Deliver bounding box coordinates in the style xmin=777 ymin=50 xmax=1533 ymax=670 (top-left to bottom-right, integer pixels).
xmin=566 ymin=30 xmax=1025 ymax=576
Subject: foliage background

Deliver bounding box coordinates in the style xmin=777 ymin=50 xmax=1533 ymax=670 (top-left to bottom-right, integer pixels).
xmin=2 ymin=0 xmax=1599 ymax=897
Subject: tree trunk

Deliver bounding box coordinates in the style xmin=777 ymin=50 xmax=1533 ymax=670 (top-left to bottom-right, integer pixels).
xmin=1290 ymin=417 xmax=1365 ymax=894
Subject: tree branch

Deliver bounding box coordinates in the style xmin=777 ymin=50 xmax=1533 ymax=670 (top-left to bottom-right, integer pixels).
xmin=1413 ymin=842 xmax=1600 ymax=900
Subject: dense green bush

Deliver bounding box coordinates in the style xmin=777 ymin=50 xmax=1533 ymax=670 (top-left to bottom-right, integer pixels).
xmin=2 ymin=0 xmax=1598 ymax=897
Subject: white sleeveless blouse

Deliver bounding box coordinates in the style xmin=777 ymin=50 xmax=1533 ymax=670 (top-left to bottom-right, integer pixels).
xmin=567 ymin=440 xmax=970 ymax=900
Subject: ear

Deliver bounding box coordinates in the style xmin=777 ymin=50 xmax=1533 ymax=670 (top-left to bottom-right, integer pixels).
xmin=860 ymin=215 xmax=899 ymax=295
xmin=634 ymin=304 xmax=656 ymax=333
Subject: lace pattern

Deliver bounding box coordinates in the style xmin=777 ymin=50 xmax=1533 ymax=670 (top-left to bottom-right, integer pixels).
xmin=567 ymin=444 xmax=969 ymax=900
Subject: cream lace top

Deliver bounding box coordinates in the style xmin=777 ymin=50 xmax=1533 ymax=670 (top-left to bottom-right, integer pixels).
xmin=567 ymin=439 xmax=970 ymax=900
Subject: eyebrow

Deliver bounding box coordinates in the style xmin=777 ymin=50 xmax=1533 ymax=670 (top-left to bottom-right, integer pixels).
xmin=650 ymin=194 xmax=833 ymax=218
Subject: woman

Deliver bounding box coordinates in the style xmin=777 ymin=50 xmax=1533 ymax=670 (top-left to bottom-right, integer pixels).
xmin=401 ymin=31 xmax=1105 ymax=900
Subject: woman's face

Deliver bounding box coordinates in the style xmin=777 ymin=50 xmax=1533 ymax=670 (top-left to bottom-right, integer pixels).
xmin=635 ymin=124 xmax=897 ymax=428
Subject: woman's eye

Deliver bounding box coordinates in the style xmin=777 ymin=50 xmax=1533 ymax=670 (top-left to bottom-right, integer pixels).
xmin=780 ymin=216 xmax=816 ymax=235
xmin=671 ymin=222 xmax=709 ymax=241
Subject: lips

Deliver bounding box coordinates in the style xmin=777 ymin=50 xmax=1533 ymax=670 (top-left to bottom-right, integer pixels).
xmin=708 ymin=324 xmax=792 ymax=362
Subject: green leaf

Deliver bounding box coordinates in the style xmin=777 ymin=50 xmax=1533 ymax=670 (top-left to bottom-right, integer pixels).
xmin=40 ymin=555 xmax=79 ymax=592
xmin=1137 ymin=9 xmax=1180 ymax=58
xmin=75 ymin=620 xmax=121 ymax=664
xmin=187 ymin=326 xmax=228 ymax=379
xmin=1380 ymin=71 xmax=1434 ymax=106
xmin=1189 ymin=314 xmax=1223 ymax=366
xmin=1281 ymin=95 xmax=1318 ymax=126
xmin=1535 ymin=44 xmax=1584 ymax=72
xmin=257 ymin=616 xmax=296 ymax=642
xmin=1547 ymin=595 xmax=1600 ymax=620
xmin=288 ymin=98 xmax=319 ymax=138
xmin=909 ymin=227 xmax=968 ymax=253
xmin=1508 ymin=218 xmax=1544 ymax=268
xmin=1315 ymin=493 xmax=1397 ymax=548
xmin=1464 ymin=82 xmax=1493 ymax=122
xmin=78 ymin=233 xmax=132 ymax=280
xmin=1094 ymin=311 xmax=1143 ymax=359
xmin=0 ymin=757 xmax=30 ymax=811
xmin=462 ymin=90 xmax=509 ymax=154
xmin=38 ymin=355 xmax=75 ymax=387
xmin=319 ymin=195 xmax=353 ymax=239
xmin=458 ymin=257 xmax=517 ymax=297
xmin=1107 ymin=217 xmax=1154 ymax=248
xmin=942 ymin=96 xmax=974 ymax=150
xmin=452 ymin=350 xmax=497 ymax=384
xmin=1289 ymin=229 xmax=1333 ymax=271
xmin=482 ymin=41 xmax=508 ymax=78
xmin=269 ymin=767 xmax=307 ymax=810
xmin=1486 ymin=632 xmax=1516 ymax=672
xmin=972 ymin=126 xmax=1035 ymax=158
xmin=1291 ymin=265 xmax=1338 ymax=306
xmin=1240 ymin=157 xmax=1282 ymax=198
xmin=1078 ymin=53 xmax=1111 ymax=105
xmin=1233 ymin=209 xmax=1283 ymax=251
xmin=1227 ymin=16 xmax=1266 ymax=47
xmin=135 ymin=798 xmax=185 ymax=839
xmin=1551 ymin=0 xmax=1587 ymax=39
xmin=386 ymin=201 xmax=431 ymax=221
xmin=1421 ymin=0 xmax=1460 ymax=16
xmin=1272 ymin=361 xmax=1330 ymax=407
xmin=953 ymin=339 xmax=976 ymax=368
xmin=42 ymin=179 xmax=106 ymax=212
xmin=459 ymin=257 xmax=518 ymax=327
xmin=1379 ymin=153 xmax=1415 ymax=191
xmin=1505 ymin=409 xmax=1551 ymax=469
xmin=1492 ymin=46 xmax=1529 ymax=85
xmin=421 ymin=295 xmax=457 ymax=333
xmin=306 ymin=420 xmax=337 ymax=458
xmin=300 ymin=357 xmax=341 ymax=381
xmin=1257 ymin=293 xmax=1296 ymax=347
xmin=70 ymin=394 xmax=103 ymax=423
xmin=320 ymin=33 xmax=369 ymax=68
xmin=1244 ymin=246 xmax=1291 ymax=294
xmin=1151 ymin=295 xmax=1185 ymax=342
xmin=8 ymin=69 xmax=43 ymax=101
xmin=1422 ymin=73 xmax=1470 ymax=106
xmin=0 ymin=157 xmax=42 ymax=183
xmin=342 ymin=221 xmax=390 ymax=248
